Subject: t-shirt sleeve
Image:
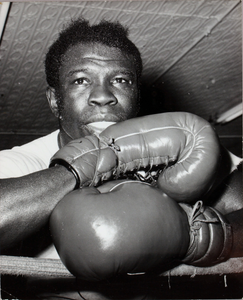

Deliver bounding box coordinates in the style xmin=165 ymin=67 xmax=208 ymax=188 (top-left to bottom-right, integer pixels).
xmin=0 ymin=131 xmax=59 ymax=179
xmin=0 ymin=150 xmax=48 ymax=178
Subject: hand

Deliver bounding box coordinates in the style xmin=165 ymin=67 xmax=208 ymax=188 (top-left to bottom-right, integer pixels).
xmin=49 ymin=135 xmax=118 ymax=188
xmin=50 ymin=180 xmax=189 ymax=281
xmin=50 ymin=180 xmax=232 ymax=281
xmin=101 ymin=112 xmax=221 ymax=202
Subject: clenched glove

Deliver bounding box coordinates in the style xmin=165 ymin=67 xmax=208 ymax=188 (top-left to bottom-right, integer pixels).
xmin=50 ymin=112 xmax=224 ymax=202
xmin=50 ymin=180 xmax=232 ymax=281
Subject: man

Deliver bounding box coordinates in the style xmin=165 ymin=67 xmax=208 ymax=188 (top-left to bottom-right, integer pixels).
xmin=0 ymin=18 xmax=142 ymax=252
xmin=0 ymin=18 xmax=242 ymax=299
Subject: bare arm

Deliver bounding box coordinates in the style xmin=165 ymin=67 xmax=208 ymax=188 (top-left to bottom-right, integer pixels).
xmin=0 ymin=165 xmax=76 ymax=250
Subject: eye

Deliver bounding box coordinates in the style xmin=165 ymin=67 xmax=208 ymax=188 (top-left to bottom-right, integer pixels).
xmin=74 ymin=78 xmax=90 ymax=85
xmin=112 ymin=77 xmax=133 ymax=85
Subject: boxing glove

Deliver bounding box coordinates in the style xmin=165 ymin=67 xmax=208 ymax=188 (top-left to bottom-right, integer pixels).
xmin=101 ymin=112 xmax=222 ymax=202
xmin=50 ymin=112 xmax=224 ymax=201
xmin=49 ymin=135 xmax=117 ymax=188
xmin=49 ymin=180 xmax=232 ymax=281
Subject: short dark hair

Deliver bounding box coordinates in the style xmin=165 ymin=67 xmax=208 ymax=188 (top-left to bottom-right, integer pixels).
xmin=45 ymin=18 xmax=143 ymax=90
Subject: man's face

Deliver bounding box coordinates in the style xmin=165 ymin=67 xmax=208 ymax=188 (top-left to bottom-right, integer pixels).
xmin=56 ymin=42 xmax=139 ymax=142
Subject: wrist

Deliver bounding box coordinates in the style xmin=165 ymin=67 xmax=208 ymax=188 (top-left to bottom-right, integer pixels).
xmin=54 ymin=164 xmax=78 ymax=191
xmin=180 ymin=201 xmax=233 ymax=267
xmin=50 ymin=160 xmax=80 ymax=190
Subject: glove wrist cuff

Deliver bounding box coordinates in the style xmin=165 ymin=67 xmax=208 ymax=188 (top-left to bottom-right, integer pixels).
xmin=50 ymin=159 xmax=80 ymax=190
xmin=180 ymin=201 xmax=232 ymax=267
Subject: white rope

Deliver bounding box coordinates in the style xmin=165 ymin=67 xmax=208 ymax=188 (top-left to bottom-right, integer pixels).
xmin=0 ymin=255 xmax=242 ymax=278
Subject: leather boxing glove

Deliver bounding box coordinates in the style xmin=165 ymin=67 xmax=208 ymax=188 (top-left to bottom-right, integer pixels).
xmin=50 ymin=180 xmax=190 ymax=281
xmin=100 ymin=112 xmax=222 ymax=202
xmin=50 ymin=112 xmax=241 ymax=201
xmin=180 ymin=201 xmax=232 ymax=266
xmin=49 ymin=180 xmax=232 ymax=281
xmin=49 ymin=135 xmax=117 ymax=188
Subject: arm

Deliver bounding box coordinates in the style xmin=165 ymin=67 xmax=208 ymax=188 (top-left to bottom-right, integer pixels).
xmin=0 ymin=132 xmax=118 ymax=251
xmin=0 ymin=165 xmax=76 ymax=250
xmin=226 ymin=208 xmax=243 ymax=257
xmin=209 ymin=169 xmax=243 ymax=258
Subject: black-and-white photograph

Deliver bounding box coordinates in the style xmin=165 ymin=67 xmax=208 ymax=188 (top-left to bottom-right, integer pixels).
xmin=0 ymin=1 xmax=242 ymax=299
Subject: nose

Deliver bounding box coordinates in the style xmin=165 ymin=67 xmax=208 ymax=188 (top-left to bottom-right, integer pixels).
xmin=88 ymin=85 xmax=118 ymax=106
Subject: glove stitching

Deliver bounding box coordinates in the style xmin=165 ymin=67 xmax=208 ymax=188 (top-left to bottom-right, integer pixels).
xmin=118 ymin=156 xmax=173 ymax=172
xmin=195 ymin=124 xmax=212 ymax=136
xmin=71 ymin=136 xmax=110 ymax=161
xmin=114 ymin=126 xmax=196 ymax=166
xmin=89 ymin=142 xmax=101 ymax=187
xmin=108 ymin=180 xmax=151 ymax=192
xmin=113 ymin=126 xmax=194 ymax=142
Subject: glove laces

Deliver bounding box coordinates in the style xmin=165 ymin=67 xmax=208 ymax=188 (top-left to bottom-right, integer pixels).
xmin=185 ymin=201 xmax=218 ymax=258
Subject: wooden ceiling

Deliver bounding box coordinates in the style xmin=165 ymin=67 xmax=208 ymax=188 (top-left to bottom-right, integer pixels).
xmin=0 ymin=1 xmax=242 ymax=155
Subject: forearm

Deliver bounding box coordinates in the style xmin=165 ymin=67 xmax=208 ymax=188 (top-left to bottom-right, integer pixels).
xmin=225 ymin=208 xmax=243 ymax=258
xmin=208 ymin=169 xmax=243 ymax=215
xmin=205 ymin=169 xmax=243 ymax=257
xmin=0 ymin=165 xmax=76 ymax=249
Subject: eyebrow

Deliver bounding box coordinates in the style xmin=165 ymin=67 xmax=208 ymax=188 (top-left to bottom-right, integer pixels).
xmin=67 ymin=69 xmax=88 ymax=77
xmin=67 ymin=69 xmax=135 ymax=77
xmin=118 ymin=70 xmax=135 ymax=77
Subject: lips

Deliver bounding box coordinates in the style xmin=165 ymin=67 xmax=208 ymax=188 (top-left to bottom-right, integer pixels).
xmin=85 ymin=113 xmax=123 ymax=123
xmin=86 ymin=121 xmax=116 ymax=135
xmin=83 ymin=112 xmax=118 ymax=135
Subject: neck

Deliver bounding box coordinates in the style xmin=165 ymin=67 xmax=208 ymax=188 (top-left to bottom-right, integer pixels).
xmin=58 ymin=125 xmax=94 ymax=148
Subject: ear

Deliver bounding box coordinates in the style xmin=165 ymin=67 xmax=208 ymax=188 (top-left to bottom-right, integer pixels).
xmin=46 ymin=86 xmax=59 ymax=118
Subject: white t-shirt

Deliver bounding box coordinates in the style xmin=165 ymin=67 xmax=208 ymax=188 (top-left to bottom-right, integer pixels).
xmin=0 ymin=130 xmax=59 ymax=179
